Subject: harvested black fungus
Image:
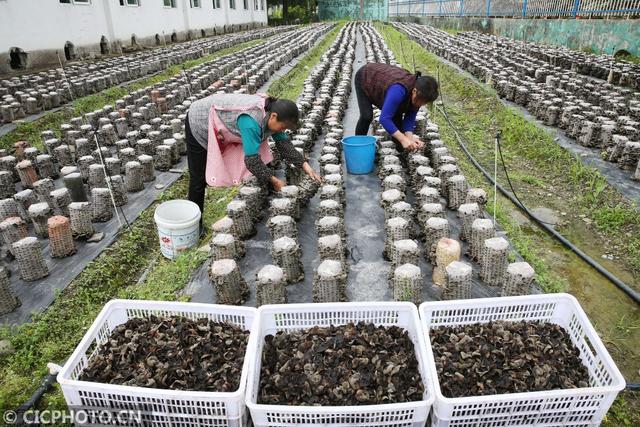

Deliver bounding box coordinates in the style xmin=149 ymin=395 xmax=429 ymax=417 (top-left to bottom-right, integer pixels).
xmin=79 ymin=315 xmax=249 ymax=392
xmin=430 ymin=320 xmax=590 ymax=398
xmin=258 ymin=322 xmax=425 ymax=405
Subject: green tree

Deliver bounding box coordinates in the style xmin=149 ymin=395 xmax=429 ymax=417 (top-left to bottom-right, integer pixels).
xmin=268 ymin=0 xmax=316 ymax=23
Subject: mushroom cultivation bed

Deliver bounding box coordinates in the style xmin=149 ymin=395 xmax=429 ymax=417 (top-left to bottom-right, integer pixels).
xmin=493 ymin=36 xmax=640 ymax=91
xmin=0 ymin=24 xmax=333 ymax=325
xmin=55 ymin=22 xmax=627 ymax=427
xmin=394 ymin=22 xmax=640 ymax=200
xmin=187 ymin=22 xmax=540 ymax=309
xmin=0 ymin=26 xmax=296 ymax=128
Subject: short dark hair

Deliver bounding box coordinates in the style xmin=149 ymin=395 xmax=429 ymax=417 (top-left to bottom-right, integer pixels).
xmin=266 ymin=97 xmax=299 ymax=126
xmin=414 ymin=75 xmax=439 ymax=103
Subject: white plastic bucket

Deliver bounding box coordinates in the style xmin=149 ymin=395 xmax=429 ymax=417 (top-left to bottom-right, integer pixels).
xmin=154 ymin=199 xmax=201 ymax=259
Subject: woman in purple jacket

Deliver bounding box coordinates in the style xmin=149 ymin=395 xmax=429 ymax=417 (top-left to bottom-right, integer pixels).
xmin=354 ymin=63 xmax=439 ymax=152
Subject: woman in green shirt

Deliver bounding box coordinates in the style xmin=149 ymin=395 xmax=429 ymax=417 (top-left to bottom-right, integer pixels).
xmin=186 ymin=93 xmax=321 ymax=217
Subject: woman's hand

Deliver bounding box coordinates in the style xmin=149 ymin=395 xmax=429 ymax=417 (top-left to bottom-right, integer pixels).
xmin=399 ymin=135 xmax=420 ymax=152
xmin=405 ymin=132 xmax=425 ymax=150
xmin=270 ymin=176 xmax=286 ymax=192
xmin=302 ymin=162 xmax=322 ymax=184
xmin=393 ymin=130 xmax=420 ymax=152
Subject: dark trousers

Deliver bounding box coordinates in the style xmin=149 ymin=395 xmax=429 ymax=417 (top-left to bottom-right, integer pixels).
xmin=355 ymin=68 xmax=373 ymax=136
xmin=185 ymin=114 xmax=207 ymax=219
xmin=354 ymin=67 xmax=404 ymax=143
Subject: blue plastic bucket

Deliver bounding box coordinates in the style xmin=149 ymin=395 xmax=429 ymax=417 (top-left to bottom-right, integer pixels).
xmin=342 ymin=135 xmax=377 ymax=174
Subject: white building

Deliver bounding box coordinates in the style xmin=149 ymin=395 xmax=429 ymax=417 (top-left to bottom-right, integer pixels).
xmin=0 ymin=0 xmax=268 ymax=74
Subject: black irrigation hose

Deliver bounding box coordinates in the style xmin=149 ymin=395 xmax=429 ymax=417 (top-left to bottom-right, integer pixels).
xmin=14 ymin=373 xmax=57 ymax=424
xmin=494 ymin=131 xmax=556 ymax=227
xmin=435 ymin=91 xmax=640 ymax=306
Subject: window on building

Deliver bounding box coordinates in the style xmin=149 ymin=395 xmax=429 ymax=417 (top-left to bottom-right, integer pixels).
xmin=254 ymin=0 xmax=258 ymax=10
xmin=212 ymin=0 xmax=221 ymax=8
xmin=59 ymin=0 xmax=71 ymax=3
xmin=73 ymin=0 xmax=90 ymax=4
xmin=163 ymin=0 xmax=176 ymax=7
xmin=243 ymin=0 xmax=248 ymax=10
xmin=261 ymin=0 xmax=264 ymax=10
xmin=119 ymin=0 xmax=140 ymax=6
xmin=190 ymin=0 xmax=201 ymax=7
xmin=229 ymin=0 xmax=235 ymax=9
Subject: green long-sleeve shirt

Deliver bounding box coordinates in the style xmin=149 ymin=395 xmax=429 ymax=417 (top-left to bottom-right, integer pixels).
xmin=236 ymin=114 xmax=288 ymax=155
xmin=236 ymin=114 xmax=305 ymax=187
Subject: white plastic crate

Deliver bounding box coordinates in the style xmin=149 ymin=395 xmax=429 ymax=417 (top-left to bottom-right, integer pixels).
xmin=419 ymin=293 xmax=626 ymax=427
xmin=246 ymin=302 xmax=435 ymax=427
xmin=57 ymin=299 xmax=258 ymax=427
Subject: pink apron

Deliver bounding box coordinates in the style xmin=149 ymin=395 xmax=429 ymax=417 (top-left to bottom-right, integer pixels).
xmin=204 ymin=94 xmax=274 ymax=187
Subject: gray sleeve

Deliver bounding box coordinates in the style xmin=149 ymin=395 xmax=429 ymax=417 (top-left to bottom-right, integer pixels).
xmin=245 ymin=155 xmax=274 ymax=188
xmin=275 ymin=138 xmax=305 ymax=169
xmin=188 ymin=96 xmax=214 ymax=149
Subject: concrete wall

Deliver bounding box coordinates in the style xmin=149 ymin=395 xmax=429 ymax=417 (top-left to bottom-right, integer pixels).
xmin=227 ymin=0 xmax=262 ymax=25
xmin=0 ymin=0 xmax=267 ymax=74
xmin=391 ymin=16 xmax=640 ymax=56
xmin=318 ymin=0 xmax=388 ymax=21
xmin=0 ymin=0 xmax=111 ymax=61
xmin=108 ymin=2 xmax=189 ymax=48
